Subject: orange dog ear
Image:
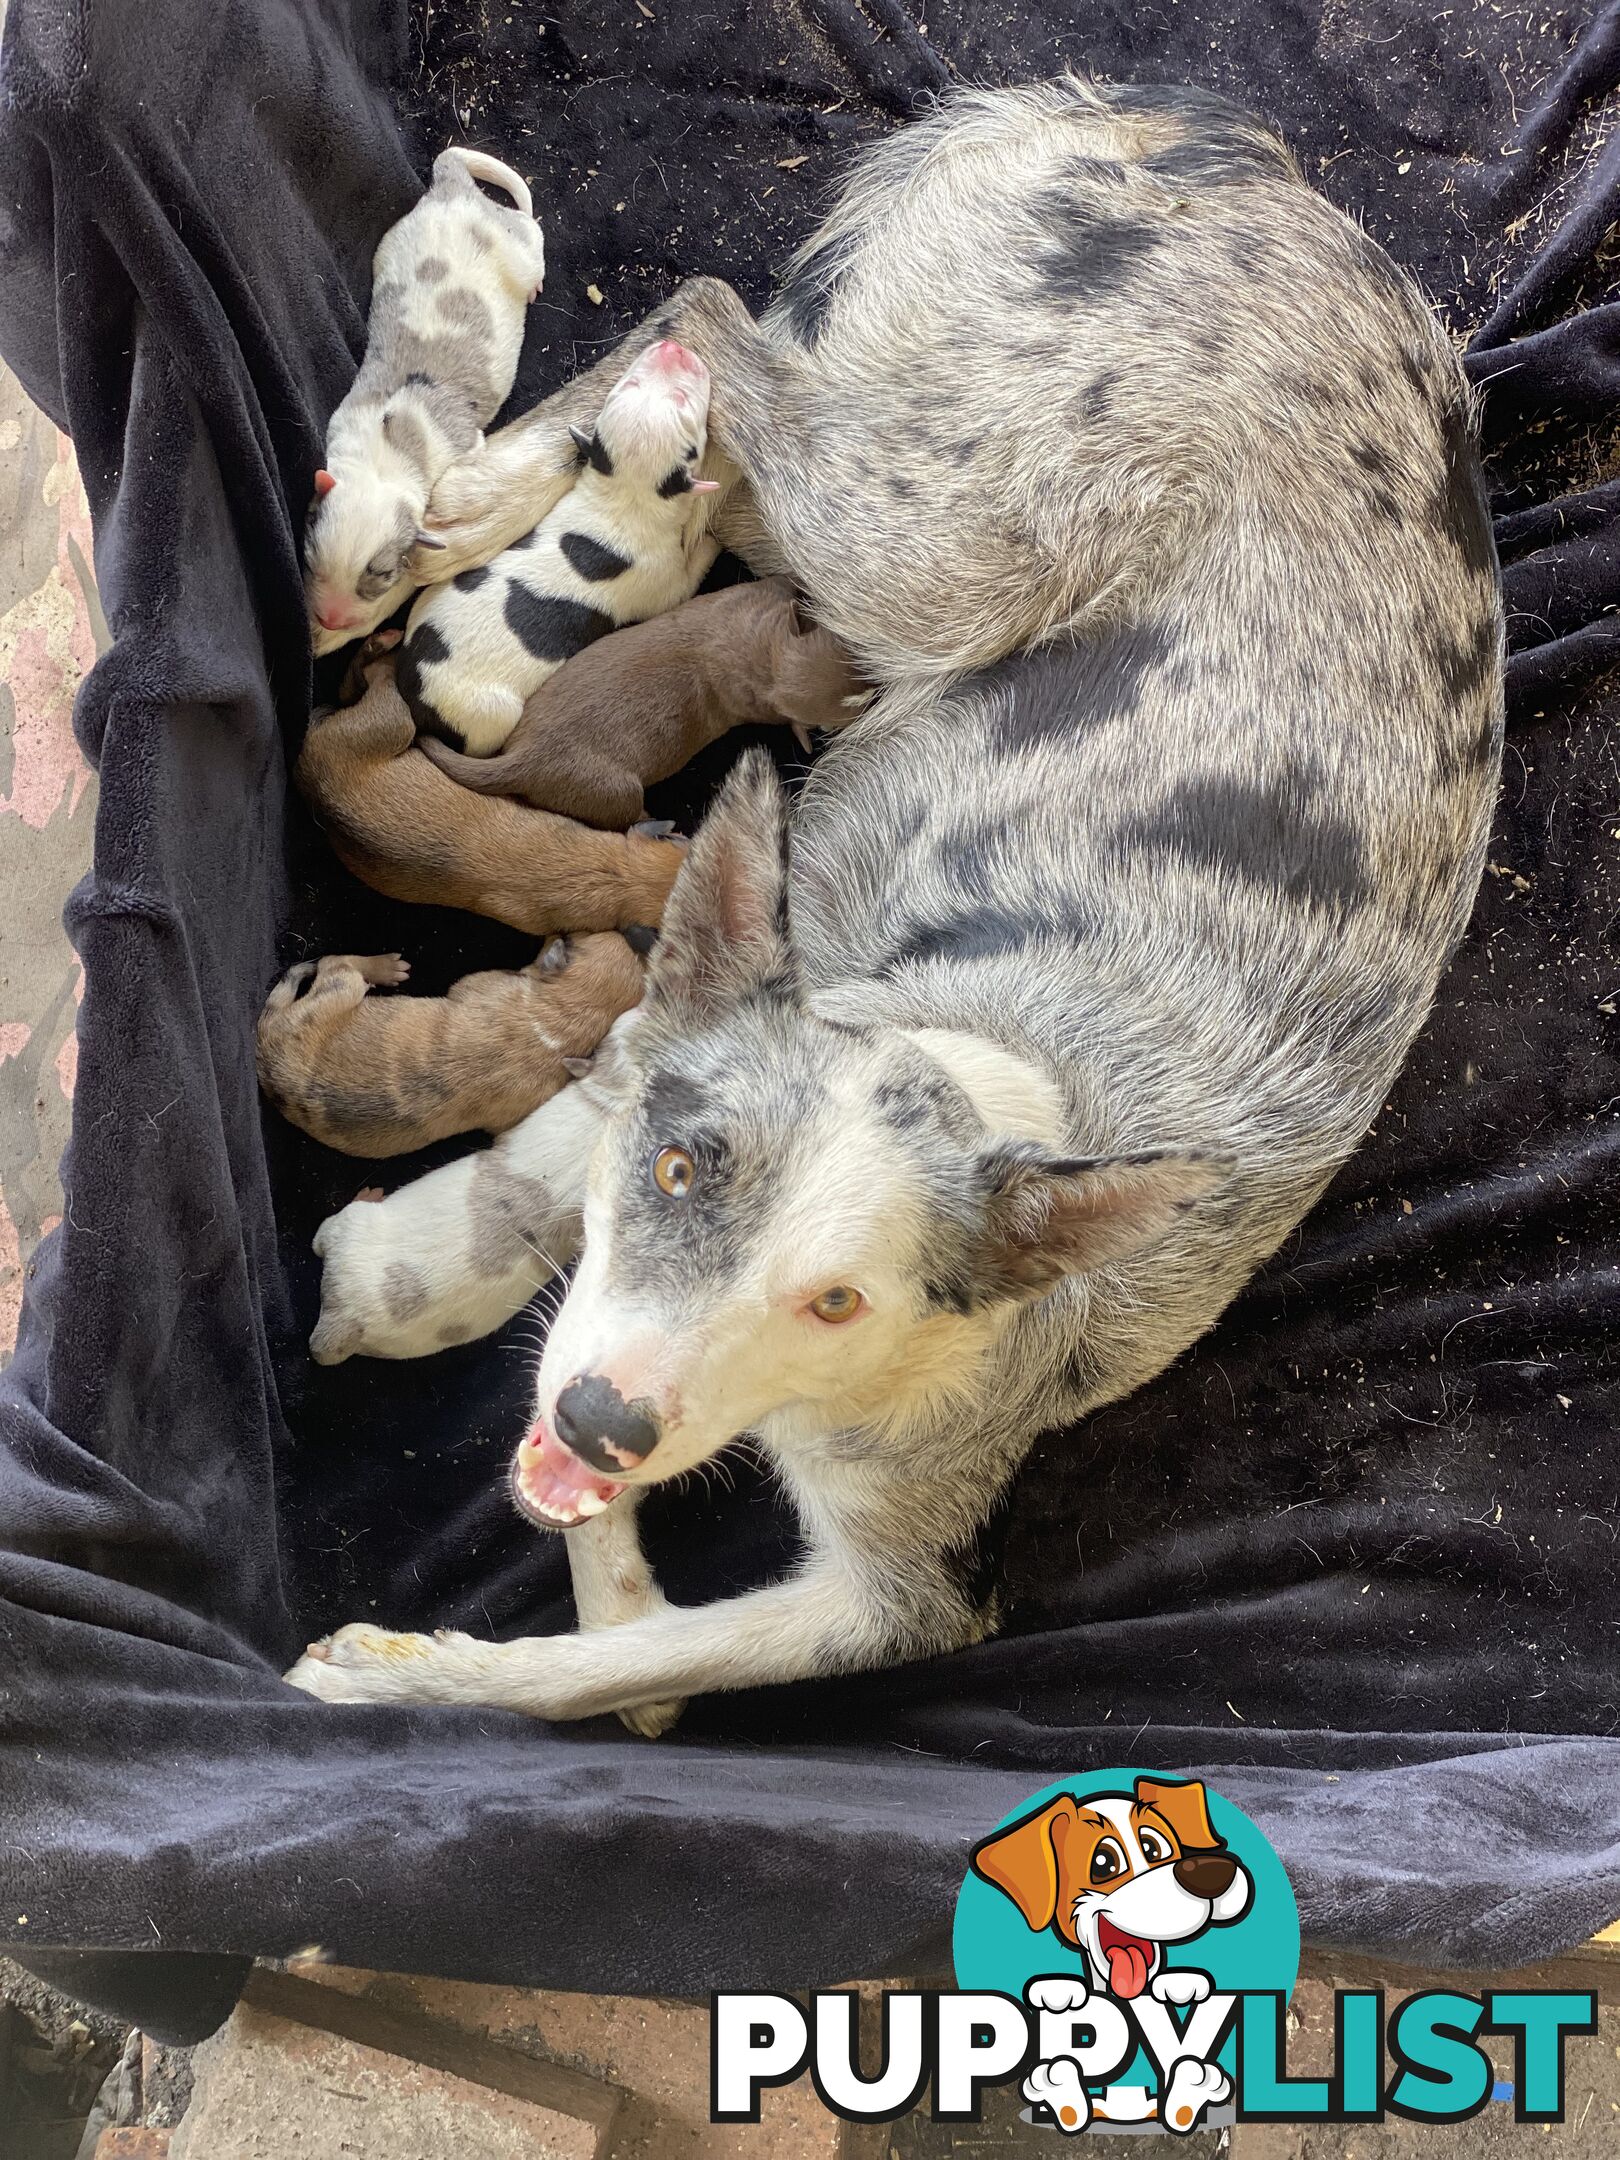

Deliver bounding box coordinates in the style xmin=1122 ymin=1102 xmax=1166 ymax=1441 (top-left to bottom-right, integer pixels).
xmin=969 ymin=1797 xmax=1078 ymax=1931
xmin=1135 ymin=1776 xmax=1221 ymax=1851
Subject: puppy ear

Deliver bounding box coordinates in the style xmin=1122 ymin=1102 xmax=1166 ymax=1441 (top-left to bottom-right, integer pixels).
xmin=970 ymin=1797 xmax=1078 ymax=1934
xmin=638 ymin=748 xmax=795 ymax=1032
xmin=1134 ymin=1777 xmax=1222 ymax=1854
xmin=974 ymin=1145 xmax=1228 ymax=1300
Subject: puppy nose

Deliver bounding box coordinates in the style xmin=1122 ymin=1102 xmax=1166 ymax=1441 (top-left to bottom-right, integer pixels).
xmin=649 ymin=338 xmax=701 ymax=377
xmin=1173 ymin=1852 xmax=1237 ymax=1899
xmin=552 ymin=1374 xmax=660 ymax=1472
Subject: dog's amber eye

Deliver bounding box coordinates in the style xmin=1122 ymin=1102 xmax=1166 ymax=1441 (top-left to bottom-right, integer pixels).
xmin=1089 ymin=1837 xmax=1128 ymax=1884
xmin=652 ymin=1146 xmax=695 ymax=1198
xmin=808 ymin=1285 xmax=866 ymax=1325
xmin=1138 ymin=1829 xmax=1172 ymax=1865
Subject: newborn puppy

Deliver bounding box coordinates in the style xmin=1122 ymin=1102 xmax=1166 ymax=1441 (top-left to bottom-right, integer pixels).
xmin=420 ymin=577 xmax=869 ymax=826
xmin=294 ymin=657 xmax=685 ymax=935
xmin=257 ymin=932 xmax=646 ymax=1158
xmin=398 ymin=339 xmax=722 ymax=755
xmin=307 ymin=1043 xmax=631 ymax=1363
xmin=306 ymin=146 xmax=547 ymax=655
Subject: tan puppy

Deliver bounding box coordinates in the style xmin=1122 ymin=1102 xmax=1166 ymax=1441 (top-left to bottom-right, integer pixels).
xmin=257 ymin=933 xmax=647 ymax=1157
xmin=295 ymin=657 xmax=685 ymax=933
xmin=419 ymin=577 xmax=867 ymax=827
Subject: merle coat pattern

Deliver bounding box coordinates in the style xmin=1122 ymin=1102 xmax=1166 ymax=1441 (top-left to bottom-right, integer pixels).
xmin=287 ymin=79 xmax=1502 ymax=1736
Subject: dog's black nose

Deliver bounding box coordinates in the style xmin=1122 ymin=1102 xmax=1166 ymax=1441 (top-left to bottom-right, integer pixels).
xmin=553 ymin=1374 xmax=660 ymax=1473
xmin=1174 ymin=1852 xmax=1237 ymax=1899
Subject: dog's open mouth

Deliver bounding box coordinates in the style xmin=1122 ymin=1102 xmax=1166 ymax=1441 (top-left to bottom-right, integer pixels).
xmin=510 ymin=1421 xmax=625 ymax=1530
xmin=1095 ymin=1915 xmax=1158 ymax=1999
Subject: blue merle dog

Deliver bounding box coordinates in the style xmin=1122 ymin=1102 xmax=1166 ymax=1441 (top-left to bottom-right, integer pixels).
xmin=289 ymin=77 xmax=1502 ymax=1734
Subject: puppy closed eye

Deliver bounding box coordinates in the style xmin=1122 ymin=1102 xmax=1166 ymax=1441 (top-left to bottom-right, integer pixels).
xmin=804 ymin=1285 xmax=866 ymax=1325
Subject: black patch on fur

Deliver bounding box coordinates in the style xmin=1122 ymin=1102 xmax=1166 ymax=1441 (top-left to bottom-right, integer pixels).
xmin=776 ymin=228 xmax=859 ymax=349
xmin=972 ymin=623 xmax=1171 ymax=755
xmin=453 ymin=564 xmax=492 ymax=593
xmin=1035 ymin=197 xmax=1167 ymax=303
xmin=559 ymin=531 xmax=632 ymax=582
xmin=1426 ymin=615 xmax=1500 ymax=704
xmin=1367 ymin=486 xmax=1404 ymax=526
xmin=1435 ymin=706 xmax=1503 ymax=787
xmin=396 ymin=623 xmax=465 ymax=748
xmin=1115 ymin=772 xmax=1371 ymax=912
xmin=1077 ymin=371 xmax=1119 ymax=425
xmin=580 ymin=431 xmax=615 ymax=478
xmin=879 ymin=896 xmax=1096 ymax=976
xmin=402 ymin=369 xmax=435 ymax=391
xmin=656 ymin=466 xmax=693 ymax=499
xmin=1430 ymin=399 xmax=1497 ymax=582
xmin=503 ymin=586 xmax=616 ymax=663
xmin=1351 ymin=439 xmax=1392 ymax=477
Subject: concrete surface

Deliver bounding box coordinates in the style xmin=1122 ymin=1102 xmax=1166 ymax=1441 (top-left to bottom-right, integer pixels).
xmin=170 ymin=2001 xmax=603 ymax=2160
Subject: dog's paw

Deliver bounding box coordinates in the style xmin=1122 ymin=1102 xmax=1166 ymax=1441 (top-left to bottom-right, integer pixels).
xmin=1022 ymin=2059 xmax=1090 ymax=2134
xmin=616 ymin=1696 xmax=687 ymax=1740
xmin=1150 ymin=1967 xmax=1212 ymax=2007
xmin=1026 ymin=1975 xmax=1090 ymax=2014
xmin=1161 ymin=2057 xmax=1230 ymax=2135
xmin=283 ymin=1623 xmax=449 ymax=1705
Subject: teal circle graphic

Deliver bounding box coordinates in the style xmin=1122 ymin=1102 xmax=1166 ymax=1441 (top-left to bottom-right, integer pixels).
xmin=953 ymin=1768 xmax=1299 ymax=2089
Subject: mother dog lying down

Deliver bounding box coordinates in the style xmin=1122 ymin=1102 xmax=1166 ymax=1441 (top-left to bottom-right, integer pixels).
xmin=288 ymin=77 xmax=1502 ymax=1732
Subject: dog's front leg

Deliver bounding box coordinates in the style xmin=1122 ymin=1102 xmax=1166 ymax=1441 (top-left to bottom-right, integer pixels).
xmin=285 ymin=1546 xmax=965 ymax=1724
xmin=564 ymin=1499 xmax=685 ymax=1740
xmin=412 ymin=278 xmax=776 ymax=581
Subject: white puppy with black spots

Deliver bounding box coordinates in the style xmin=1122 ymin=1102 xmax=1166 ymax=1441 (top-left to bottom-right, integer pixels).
xmin=397 ymin=340 xmax=722 ymax=756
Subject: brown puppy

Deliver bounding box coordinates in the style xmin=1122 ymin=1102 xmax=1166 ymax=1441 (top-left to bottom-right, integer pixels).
xmin=257 ymin=933 xmax=646 ymax=1157
xmin=418 ymin=577 xmax=867 ymax=827
xmin=295 ymin=657 xmax=685 ymax=933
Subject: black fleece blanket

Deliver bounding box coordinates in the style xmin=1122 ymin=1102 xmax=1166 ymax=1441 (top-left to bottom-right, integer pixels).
xmin=0 ymin=0 xmax=1616 ymax=2048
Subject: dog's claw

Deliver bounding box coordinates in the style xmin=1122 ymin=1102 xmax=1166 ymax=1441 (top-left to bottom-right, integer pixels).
xmin=629 ymin=817 xmax=677 ymax=840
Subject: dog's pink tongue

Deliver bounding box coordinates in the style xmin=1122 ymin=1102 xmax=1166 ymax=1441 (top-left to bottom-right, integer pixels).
xmin=516 ymin=1424 xmax=624 ymax=1525
xmin=1105 ymin=1940 xmax=1152 ymax=1999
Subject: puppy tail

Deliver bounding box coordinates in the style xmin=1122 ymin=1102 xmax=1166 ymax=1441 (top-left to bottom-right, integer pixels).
xmin=419 ymin=734 xmax=514 ymax=794
xmin=435 ymin=147 xmax=534 ymax=219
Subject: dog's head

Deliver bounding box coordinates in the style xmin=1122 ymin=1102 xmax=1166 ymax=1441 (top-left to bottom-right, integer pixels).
xmin=970 ymin=1778 xmax=1252 ymax=1999
xmin=511 ymin=751 xmax=1219 ymax=1527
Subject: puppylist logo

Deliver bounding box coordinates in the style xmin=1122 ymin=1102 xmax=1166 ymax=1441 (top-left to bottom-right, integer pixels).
xmin=711 ymin=1770 xmax=1597 ymax=2133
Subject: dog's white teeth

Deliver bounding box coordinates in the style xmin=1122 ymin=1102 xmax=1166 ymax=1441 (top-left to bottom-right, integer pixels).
xmin=574 ymin=1490 xmax=611 ymax=1516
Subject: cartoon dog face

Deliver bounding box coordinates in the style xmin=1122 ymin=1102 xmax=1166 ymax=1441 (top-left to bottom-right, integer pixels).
xmin=970 ymin=1777 xmax=1252 ymax=1999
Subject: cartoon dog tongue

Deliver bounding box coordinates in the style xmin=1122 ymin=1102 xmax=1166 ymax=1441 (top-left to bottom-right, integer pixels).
xmin=1098 ymin=1919 xmax=1154 ymax=1998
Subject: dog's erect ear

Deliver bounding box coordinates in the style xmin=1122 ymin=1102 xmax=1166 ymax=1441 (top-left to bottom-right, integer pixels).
xmin=639 ymin=749 xmax=794 ymax=1033
xmin=1135 ymin=1777 xmax=1221 ymax=1854
xmin=969 ymin=1797 xmax=1079 ymax=1935
xmin=974 ymin=1145 xmax=1228 ymax=1299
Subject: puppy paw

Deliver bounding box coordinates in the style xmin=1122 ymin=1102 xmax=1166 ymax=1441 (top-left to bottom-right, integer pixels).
xmin=368 ymin=953 xmax=411 ymax=988
xmin=1022 ymin=2059 xmax=1090 ymax=2134
xmin=1150 ymin=1968 xmax=1212 ymax=2007
xmin=1026 ymin=1975 xmax=1091 ymax=2014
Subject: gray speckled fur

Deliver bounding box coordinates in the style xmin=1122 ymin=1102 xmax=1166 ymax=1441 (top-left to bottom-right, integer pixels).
xmin=302 ymin=79 xmax=1502 ymax=1727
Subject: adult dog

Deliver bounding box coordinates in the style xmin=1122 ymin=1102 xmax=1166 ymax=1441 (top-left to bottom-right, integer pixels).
xmin=288 ymin=78 xmax=1502 ymax=1732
